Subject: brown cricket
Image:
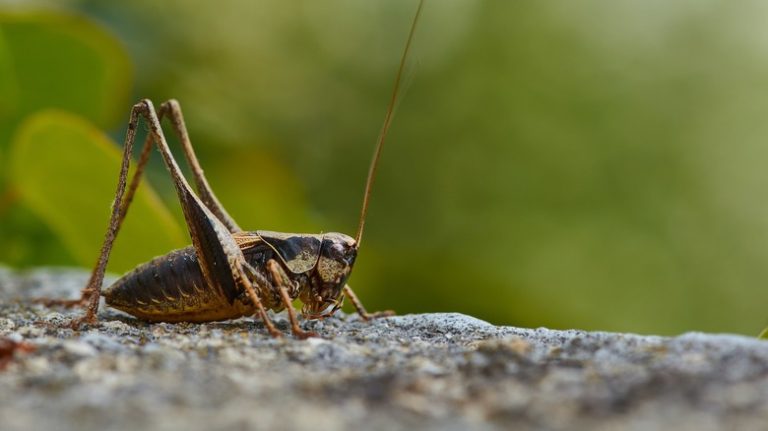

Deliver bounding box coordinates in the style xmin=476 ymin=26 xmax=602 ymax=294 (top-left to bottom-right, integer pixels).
xmin=38 ymin=1 xmax=425 ymax=338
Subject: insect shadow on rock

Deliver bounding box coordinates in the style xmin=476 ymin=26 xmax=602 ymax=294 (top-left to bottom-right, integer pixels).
xmin=35 ymin=0 xmax=425 ymax=339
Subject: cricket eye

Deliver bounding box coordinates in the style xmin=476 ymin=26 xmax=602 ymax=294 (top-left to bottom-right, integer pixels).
xmin=329 ymin=243 xmax=346 ymax=260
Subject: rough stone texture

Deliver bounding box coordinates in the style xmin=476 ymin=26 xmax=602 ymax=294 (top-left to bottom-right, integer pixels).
xmin=1 ymin=267 xmax=768 ymax=431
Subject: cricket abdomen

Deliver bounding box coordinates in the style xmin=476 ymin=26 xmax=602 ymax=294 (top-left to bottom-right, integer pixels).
xmin=103 ymin=246 xmax=254 ymax=322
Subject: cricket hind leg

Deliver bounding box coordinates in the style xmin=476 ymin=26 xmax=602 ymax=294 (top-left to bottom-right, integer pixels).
xmin=343 ymin=285 xmax=394 ymax=321
xmin=33 ymin=106 xmax=155 ymax=314
xmin=156 ymin=100 xmax=241 ymax=233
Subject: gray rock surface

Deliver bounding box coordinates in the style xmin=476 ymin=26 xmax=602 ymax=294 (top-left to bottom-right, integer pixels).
xmin=1 ymin=267 xmax=768 ymax=431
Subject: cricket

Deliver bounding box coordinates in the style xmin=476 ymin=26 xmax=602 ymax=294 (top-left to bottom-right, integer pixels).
xmin=37 ymin=1 xmax=425 ymax=338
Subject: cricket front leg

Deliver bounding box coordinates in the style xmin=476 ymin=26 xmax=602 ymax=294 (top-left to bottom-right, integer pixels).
xmin=343 ymin=285 xmax=394 ymax=321
xmin=266 ymin=259 xmax=318 ymax=339
xmin=238 ymin=261 xmax=282 ymax=338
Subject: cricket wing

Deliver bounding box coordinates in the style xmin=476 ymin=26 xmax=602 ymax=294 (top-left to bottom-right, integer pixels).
xmin=232 ymin=231 xmax=264 ymax=250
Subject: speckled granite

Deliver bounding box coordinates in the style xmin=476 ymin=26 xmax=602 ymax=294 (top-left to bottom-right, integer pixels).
xmin=1 ymin=267 xmax=767 ymax=431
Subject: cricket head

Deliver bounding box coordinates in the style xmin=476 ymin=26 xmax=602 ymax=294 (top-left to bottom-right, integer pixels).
xmin=256 ymin=230 xmax=357 ymax=319
xmin=301 ymin=232 xmax=358 ymax=318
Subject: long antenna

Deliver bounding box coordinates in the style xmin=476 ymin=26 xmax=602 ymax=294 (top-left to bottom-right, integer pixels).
xmin=355 ymin=0 xmax=425 ymax=246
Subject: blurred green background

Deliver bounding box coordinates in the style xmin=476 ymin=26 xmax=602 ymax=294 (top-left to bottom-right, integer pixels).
xmin=2 ymin=0 xmax=768 ymax=335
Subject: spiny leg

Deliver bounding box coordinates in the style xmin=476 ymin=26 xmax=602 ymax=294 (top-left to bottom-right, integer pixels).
xmin=266 ymin=259 xmax=318 ymax=339
xmin=35 ymin=119 xmax=157 ymax=309
xmin=39 ymin=102 xmax=204 ymax=319
xmin=157 ymin=100 xmax=241 ymax=233
xmin=34 ymin=104 xmax=149 ymax=323
xmin=83 ymin=135 xmax=155 ymax=305
xmin=343 ymin=285 xmax=394 ymax=321
xmin=116 ymin=99 xmax=239 ymax=235
xmin=239 ymin=262 xmax=282 ymax=338
xmin=112 ymin=99 xmax=240 ymax=235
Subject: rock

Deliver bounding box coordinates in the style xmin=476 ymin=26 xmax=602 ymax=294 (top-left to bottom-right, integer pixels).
xmin=0 ymin=267 xmax=767 ymax=431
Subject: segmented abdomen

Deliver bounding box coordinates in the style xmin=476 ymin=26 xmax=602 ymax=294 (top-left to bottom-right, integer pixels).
xmin=103 ymin=246 xmax=253 ymax=322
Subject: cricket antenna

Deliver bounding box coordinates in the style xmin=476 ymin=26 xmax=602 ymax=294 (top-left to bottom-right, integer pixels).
xmin=355 ymin=0 xmax=425 ymax=246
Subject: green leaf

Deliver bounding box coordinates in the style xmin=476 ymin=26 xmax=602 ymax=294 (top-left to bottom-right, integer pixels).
xmin=0 ymin=12 xmax=132 ymax=131
xmin=0 ymin=11 xmax=133 ymax=267
xmin=9 ymin=110 xmax=186 ymax=273
xmin=759 ymin=327 xmax=768 ymax=340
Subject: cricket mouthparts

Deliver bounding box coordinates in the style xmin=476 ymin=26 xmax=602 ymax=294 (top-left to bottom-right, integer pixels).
xmin=302 ymin=298 xmax=341 ymax=319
